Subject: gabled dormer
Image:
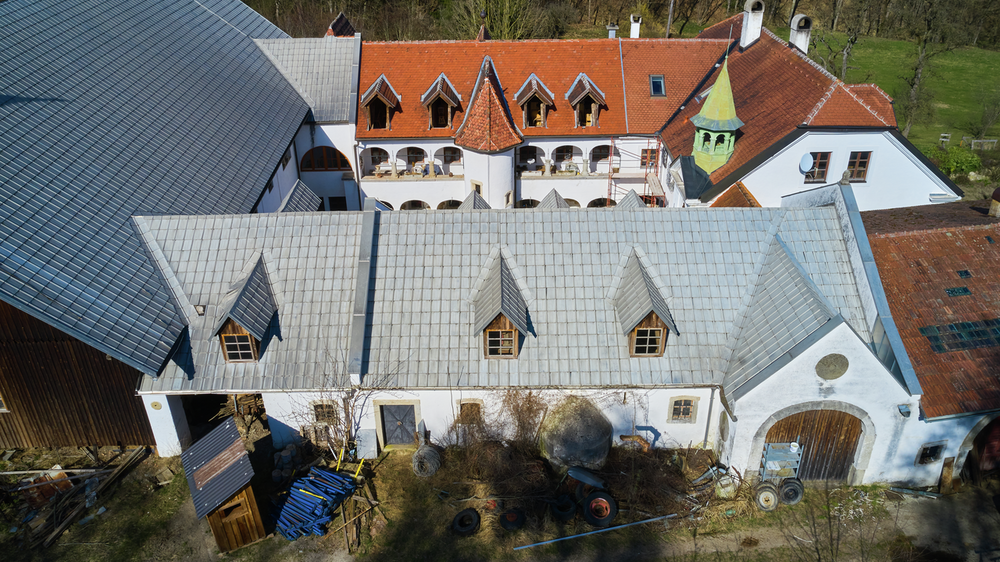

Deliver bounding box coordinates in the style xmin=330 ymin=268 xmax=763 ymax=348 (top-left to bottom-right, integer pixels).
xmin=421 ymin=73 xmax=462 ymax=129
xmin=565 ymin=73 xmax=606 ymax=128
xmin=212 ymin=256 xmax=278 ymax=363
xmin=360 ymin=74 xmax=400 ymax=131
xmin=613 ymin=249 xmax=678 ymax=357
xmin=514 ymin=74 xmax=555 ymax=129
xmin=473 ymin=250 xmax=531 ymax=359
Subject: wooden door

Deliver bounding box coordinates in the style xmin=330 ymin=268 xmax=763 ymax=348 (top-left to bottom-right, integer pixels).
xmin=765 ymin=410 xmax=862 ymax=482
xmin=381 ymin=405 xmax=416 ymax=446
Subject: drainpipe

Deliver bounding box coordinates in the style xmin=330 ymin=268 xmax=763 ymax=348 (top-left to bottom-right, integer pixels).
xmin=702 ymin=387 xmax=716 ymax=448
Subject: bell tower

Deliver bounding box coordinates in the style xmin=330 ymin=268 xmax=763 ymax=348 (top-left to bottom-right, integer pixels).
xmin=691 ymin=60 xmax=743 ymax=174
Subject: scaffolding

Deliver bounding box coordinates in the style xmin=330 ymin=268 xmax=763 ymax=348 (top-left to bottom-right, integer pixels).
xmin=606 ymin=136 xmax=666 ymax=207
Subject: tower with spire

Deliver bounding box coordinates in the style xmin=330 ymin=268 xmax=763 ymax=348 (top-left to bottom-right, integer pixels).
xmin=690 ymin=60 xmax=743 ymax=174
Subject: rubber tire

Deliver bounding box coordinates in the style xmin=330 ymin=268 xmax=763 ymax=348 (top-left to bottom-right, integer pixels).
xmin=499 ymin=508 xmax=526 ymax=531
xmin=452 ymin=508 xmax=480 ymax=536
xmin=550 ymin=494 xmax=577 ymax=522
xmin=575 ymin=481 xmax=592 ymax=502
xmin=582 ymin=491 xmax=618 ymax=528
xmin=754 ymin=482 xmax=779 ymax=512
xmin=780 ymin=478 xmax=805 ymax=505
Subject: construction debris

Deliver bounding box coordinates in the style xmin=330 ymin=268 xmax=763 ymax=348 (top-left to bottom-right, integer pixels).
xmin=274 ymin=467 xmax=357 ymax=540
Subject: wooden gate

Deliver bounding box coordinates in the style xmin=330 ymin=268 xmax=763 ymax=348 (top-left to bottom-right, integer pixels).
xmin=381 ymin=405 xmax=416 ymax=446
xmin=765 ymin=410 xmax=862 ymax=482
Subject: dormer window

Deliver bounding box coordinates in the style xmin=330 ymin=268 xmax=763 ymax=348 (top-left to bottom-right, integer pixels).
xmin=630 ymin=311 xmax=668 ymax=357
xmin=219 ymin=318 xmax=260 ymax=363
xmin=566 ymin=73 xmax=606 ymax=128
xmin=514 ymin=74 xmax=555 ymax=129
xmin=650 ymin=75 xmax=665 ymax=97
xmin=361 ymin=74 xmax=400 ymax=131
xmin=421 ymin=73 xmax=462 ymax=130
xmin=484 ymin=314 xmax=518 ymax=358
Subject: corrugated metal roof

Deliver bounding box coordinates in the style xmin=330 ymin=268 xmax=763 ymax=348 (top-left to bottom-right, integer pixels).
xmin=722 ymin=235 xmax=839 ymax=401
xmin=254 ymin=36 xmax=360 ymax=123
xmin=276 ymin=180 xmax=323 ymax=213
xmin=136 ymin=207 xmax=870 ymax=394
xmin=181 ymin=418 xmax=253 ymax=519
xmin=0 ymin=0 xmax=310 ymax=375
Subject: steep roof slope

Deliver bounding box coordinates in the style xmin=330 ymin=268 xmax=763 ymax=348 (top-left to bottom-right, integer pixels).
xmin=864 ymin=202 xmax=1000 ymax=418
xmin=662 ymin=15 xmax=894 ymax=190
xmin=137 ymin=207 xmax=869 ymax=394
xmin=0 ymin=0 xmax=310 ymax=374
xmin=255 ymin=36 xmax=360 ymax=123
xmin=356 ymin=40 xmax=627 ymax=139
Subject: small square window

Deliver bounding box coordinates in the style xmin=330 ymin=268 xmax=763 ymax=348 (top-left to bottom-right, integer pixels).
xmin=957 ymin=270 xmax=972 ymax=278
xmin=641 ymin=149 xmax=658 ymax=167
xmin=649 ymin=75 xmax=665 ymax=97
xmin=633 ymin=328 xmax=662 ymax=355
xmin=805 ymin=152 xmax=830 ymax=183
xmin=472 ymin=181 xmax=483 ymax=196
xmin=672 ymin=399 xmax=693 ymax=420
xmin=222 ymin=334 xmax=257 ymax=362
xmin=848 ymin=151 xmax=871 ymax=182
xmin=917 ymin=442 xmax=946 ymax=465
xmin=458 ymin=402 xmax=483 ymax=425
xmin=314 ymin=403 xmax=340 ymax=425
xmin=486 ymin=330 xmax=516 ymax=356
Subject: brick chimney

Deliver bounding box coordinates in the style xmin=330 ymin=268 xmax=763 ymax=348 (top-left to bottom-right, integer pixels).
xmin=606 ymin=22 xmax=619 ymax=38
xmin=740 ymin=0 xmax=765 ymax=49
xmin=788 ymin=14 xmax=813 ymax=52
xmin=990 ymin=187 xmax=1000 ymax=217
xmin=630 ymin=14 xmax=642 ymax=38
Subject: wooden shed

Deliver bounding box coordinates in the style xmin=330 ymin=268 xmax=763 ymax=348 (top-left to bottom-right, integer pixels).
xmin=181 ymin=418 xmax=265 ymax=552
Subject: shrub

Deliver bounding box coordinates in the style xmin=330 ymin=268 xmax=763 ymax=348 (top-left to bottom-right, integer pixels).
xmin=938 ymin=146 xmax=982 ymax=176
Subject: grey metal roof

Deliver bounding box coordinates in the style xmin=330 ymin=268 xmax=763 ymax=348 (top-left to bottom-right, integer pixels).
xmin=616 ymin=190 xmax=646 ymax=209
xmin=181 ymin=418 xmax=254 ymax=519
xmin=213 ymin=256 xmax=278 ymax=341
xmin=255 ymin=36 xmax=360 ymax=124
xmin=613 ymin=249 xmax=678 ymax=335
xmin=0 ymin=0 xmax=310 ymax=375
xmin=538 ymin=189 xmax=571 ymax=209
xmin=457 ymin=191 xmax=491 ymax=210
xmin=722 ymin=235 xmax=840 ymax=402
xmin=276 ymin=180 xmax=323 ymax=213
xmin=473 ymin=251 xmax=531 ymax=335
xmin=136 ymin=207 xmax=870 ymax=394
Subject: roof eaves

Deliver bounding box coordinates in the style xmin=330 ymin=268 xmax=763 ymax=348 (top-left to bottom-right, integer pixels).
xmin=565 ymin=73 xmax=607 ymax=106
xmin=514 ymin=73 xmax=556 ymax=106
xmin=361 ymin=74 xmax=400 ymax=107
xmin=420 ymin=73 xmax=463 ymax=107
xmin=700 ymin=127 xmax=809 ymax=202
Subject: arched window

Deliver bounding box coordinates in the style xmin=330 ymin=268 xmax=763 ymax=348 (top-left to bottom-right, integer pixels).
xmin=592 ymin=145 xmax=611 ymax=162
xmin=518 ymin=146 xmax=539 ymax=164
xmin=514 ymin=199 xmax=540 ymax=208
xmin=702 ymin=132 xmax=712 ymax=150
xmin=301 ymin=146 xmax=351 ymax=171
xmin=400 ymin=200 xmax=430 ymax=210
xmin=406 ymin=148 xmax=425 ymax=166
xmin=587 ymin=197 xmax=617 ymax=208
xmin=554 ymin=146 xmax=575 ymax=162
xmin=443 ymin=147 xmax=462 ymax=164
xmin=370 ymin=148 xmax=389 ymax=165
xmin=437 ymin=200 xmax=463 ymax=210
xmin=378 ymin=200 xmax=394 ymax=210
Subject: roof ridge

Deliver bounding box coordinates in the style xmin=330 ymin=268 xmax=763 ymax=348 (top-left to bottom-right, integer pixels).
xmin=762 ymin=27 xmax=839 ymax=83
xmin=870 ymin=222 xmax=1000 ymax=239
xmin=804 ymin=82 xmax=839 ymax=125
xmin=836 ymin=82 xmax=893 ymax=126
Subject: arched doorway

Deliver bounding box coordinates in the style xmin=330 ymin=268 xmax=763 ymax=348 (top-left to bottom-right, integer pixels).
xmin=963 ymin=416 xmax=1000 ymax=482
xmin=765 ymin=410 xmax=862 ymax=482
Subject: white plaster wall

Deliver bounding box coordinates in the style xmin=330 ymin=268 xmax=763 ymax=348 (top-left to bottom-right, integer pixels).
xmin=727 ymin=322 xmax=977 ymax=486
xmin=261 ymin=386 xmax=722 ymax=455
xmin=142 ymin=394 xmax=191 ymax=457
xmin=359 ymin=178 xmax=467 ymax=210
xmin=464 ymin=150 xmax=515 ymax=208
xmin=256 ymin=141 xmax=301 ymax=213
xmin=293 ymin=123 xmax=359 ymax=207
xmin=741 ymin=131 xmax=958 ymax=210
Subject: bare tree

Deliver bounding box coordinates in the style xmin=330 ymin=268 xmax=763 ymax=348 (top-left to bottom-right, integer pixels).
xmin=968 ymin=85 xmax=1000 ymax=140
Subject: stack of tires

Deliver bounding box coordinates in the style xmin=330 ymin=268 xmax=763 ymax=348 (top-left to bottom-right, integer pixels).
xmin=753 ymin=478 xmax=804 ymax=511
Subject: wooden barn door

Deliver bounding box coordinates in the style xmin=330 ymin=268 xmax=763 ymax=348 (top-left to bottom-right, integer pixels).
xmin=765 ymin=410 xmax=862 ymax=482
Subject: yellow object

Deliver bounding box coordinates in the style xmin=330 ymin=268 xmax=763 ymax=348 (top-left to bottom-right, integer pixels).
xmin=353 ymin=459 xmax=365 ymax=479
xmin=336 ymin=447 xmax=344 ymax=471
xmin=691 ymin=60 xmax=743 ymax=131
xmin=298 ymin=488 xmax=326 ymax=500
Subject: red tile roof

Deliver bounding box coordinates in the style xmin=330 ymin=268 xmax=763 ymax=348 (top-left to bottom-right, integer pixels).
xmin=662 ymin=15 xmax=896 ymax=191
xmin=710 ymin=181 xmax=760 ymax=207
xmin=453 ymin=58 xmax=523 ymax=153
xmin=845 ymin=84 xmax=896 ymax=127
xmin=357 ymin=40 xmax=628 ymax=140
xmin=620 ymin=39 xmax=730 ymax=134
xmin=863 ymin=201 xmax=1000 ymax=418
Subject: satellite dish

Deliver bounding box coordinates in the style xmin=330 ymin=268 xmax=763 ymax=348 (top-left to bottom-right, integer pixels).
xmin=799 ymin=153 xmax=814 ymax=174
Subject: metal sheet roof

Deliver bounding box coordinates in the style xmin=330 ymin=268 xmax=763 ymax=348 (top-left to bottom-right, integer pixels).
xmin=181 ymin=418 xmax=253 ymax=519
xmin=614 ymin=249 xmax=678 ymax=335
xmin=457 ymin=191 xmax=491 ymax=210
xmin=473 ymin=251 xmax=530 ymax=335
xmin=254 ymin=36 xmax=360 ymax=123
xmin=276 ymin=180 xmax=323 ymax=213
xmin=214 ymin=256 xmax=278 ymax=341
xmin=538 ymin=189 xmax=571 ymax=210
xmin=136 ymin=207 xmax=870 ymax=394
xmin=0 ymin=0 xmax=310 ymax=375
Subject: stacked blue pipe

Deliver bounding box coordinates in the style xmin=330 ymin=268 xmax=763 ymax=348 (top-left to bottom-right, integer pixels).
xmin=274 ymin=468 xmax=357 ymax=540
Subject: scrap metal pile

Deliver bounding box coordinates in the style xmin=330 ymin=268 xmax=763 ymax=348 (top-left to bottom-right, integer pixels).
xmin=274 ymin=467 xmax=357 ymax=540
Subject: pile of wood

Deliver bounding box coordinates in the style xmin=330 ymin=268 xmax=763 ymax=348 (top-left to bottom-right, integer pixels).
xmin=7 ymin=447 xmax=148 ymax=548
xmin=212 ymin=394 xmax=269 ymax=450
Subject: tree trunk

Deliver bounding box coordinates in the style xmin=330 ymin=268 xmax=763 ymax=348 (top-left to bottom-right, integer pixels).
xmin=666 ymin=0 xmax=675 ymax=37
xmin=788 ymin=0 xmax=801 ymax=25
xmin=902 ymin=41 xmax=928 ymax=138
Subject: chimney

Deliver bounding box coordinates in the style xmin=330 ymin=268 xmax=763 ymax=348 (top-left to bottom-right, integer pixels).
xmin=740 ymin=0 xmax=765 ymax=49
xmin=630 ymin=13 xmax=642 ymax=38
xmin=788 ymin=14 xmax=813 ymax=52
xmin=990 ymin=187 xmax=1000 ymax=217
xmin=606 ymin=22 xmax=619 ymax=38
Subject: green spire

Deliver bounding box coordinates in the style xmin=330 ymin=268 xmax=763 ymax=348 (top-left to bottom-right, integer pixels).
xmin=690 ymin=60 xmax=743 ymax=131
xmin=691 ymin=60 xmax=743 ymax=174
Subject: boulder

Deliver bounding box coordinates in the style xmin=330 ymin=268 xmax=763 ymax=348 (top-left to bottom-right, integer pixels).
xmin=538 ymin=396 xmax=613 ymax=470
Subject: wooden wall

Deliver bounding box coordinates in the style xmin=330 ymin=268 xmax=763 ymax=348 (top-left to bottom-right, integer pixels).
xmin=765 ymin=409 xmax=862 ymax=482
xmin=207 ymin=486 xmax=266 ymax=552
xmin=0 ymin=301 xmax=155 ymax=448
